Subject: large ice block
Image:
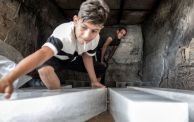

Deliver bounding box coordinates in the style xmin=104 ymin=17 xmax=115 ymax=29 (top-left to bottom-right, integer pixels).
xmin=109 ymin=88 xmax=188 ymax=122
xmin=0 ymin=88 xmax=107 ymax=122
xmin=131 ymin=86 xmax=194 ymax=122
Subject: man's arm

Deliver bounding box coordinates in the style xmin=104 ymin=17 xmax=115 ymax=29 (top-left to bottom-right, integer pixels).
xmin=106 ymin=46 xmax=118 ymax=62
xmin=0 ymin=46 xmax=54 ymax=98
xmin=100 ymin=37 xmax=112 ymax=65
xmin=82 ymin=53 xmax=105 ymax=88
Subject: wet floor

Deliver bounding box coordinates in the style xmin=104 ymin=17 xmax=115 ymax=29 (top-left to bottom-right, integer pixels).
xmin=87 ymin=111 xmax=114 ymax=122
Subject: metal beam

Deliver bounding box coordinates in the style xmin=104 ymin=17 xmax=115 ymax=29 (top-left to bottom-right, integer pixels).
xmin=117 ymin=0 xmax=125 ymax=24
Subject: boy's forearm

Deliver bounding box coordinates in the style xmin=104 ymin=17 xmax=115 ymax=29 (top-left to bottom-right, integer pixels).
xmin=4 ymin=47 xmax=54 ymax=84
xmin=82 ymin=53 xmax=98 ymax=83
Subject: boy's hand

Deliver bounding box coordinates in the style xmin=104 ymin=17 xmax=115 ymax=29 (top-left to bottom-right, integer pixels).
xmin=0 ymin=78 xmax=13 ymax=99
xmin=91 ymin=81 xmax=105 ymax=88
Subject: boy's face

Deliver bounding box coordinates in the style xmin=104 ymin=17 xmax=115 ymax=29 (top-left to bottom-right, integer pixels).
xmin=117 ymin=29 xmax=127 ymax=39
xmin=73 ymin=16 xmax=103 ymax=45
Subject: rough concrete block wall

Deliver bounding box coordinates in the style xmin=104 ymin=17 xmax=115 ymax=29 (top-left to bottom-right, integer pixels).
xmin=0 ymin=39 xmax=23 ymax=63
xmin=0 ymin=0 xmax=66 ymax=78
xmin=142 ymin=0 xmax=194 ymax=89
xmin=105 ymin=25 xmax=143 ymax=86
xmin=0 ymin=0 xmax=65 ymax=57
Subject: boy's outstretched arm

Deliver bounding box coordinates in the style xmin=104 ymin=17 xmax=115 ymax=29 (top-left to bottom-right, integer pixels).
xmin=0 ymin=46 xmax=54 ymax=98
xmin=82 ymin=53 xmax=105 ymax=88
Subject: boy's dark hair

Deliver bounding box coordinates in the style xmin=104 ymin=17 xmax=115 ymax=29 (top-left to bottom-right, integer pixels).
xmin=118 ymin=27 xmax=127 ymax=36
xmin=78 ymin=0 xmax=109 ymax=25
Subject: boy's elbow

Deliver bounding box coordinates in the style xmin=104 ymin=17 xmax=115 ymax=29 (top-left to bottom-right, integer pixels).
xmin=39 ymin=47 xmax=54 ymax=58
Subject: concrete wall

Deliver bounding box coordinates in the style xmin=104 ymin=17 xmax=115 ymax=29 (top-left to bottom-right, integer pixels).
xmin=0 ymin=0 xmax=65 ymax=78
xmin=105 ymin=25 xmax=143 ymax=86
xmin=142 ymin=0 xmax=194 ymax=89
xmin=0 ymin=0 xmax=65 ymax=57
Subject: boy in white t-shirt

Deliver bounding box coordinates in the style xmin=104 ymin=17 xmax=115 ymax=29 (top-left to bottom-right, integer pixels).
xmin=0 ymin=0 xmax=109 ymax=99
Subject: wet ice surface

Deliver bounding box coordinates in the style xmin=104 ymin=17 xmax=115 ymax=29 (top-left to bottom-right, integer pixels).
xmin=0 ymin=87 xmax=90 ymax=100
xmin=0 ymin=87 xmax=107 ymax=122
xmin=109 ymin=88 xmax=188 ymax=122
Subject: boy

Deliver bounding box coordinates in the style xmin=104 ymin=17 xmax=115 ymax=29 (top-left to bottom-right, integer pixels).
xmin=0 ymin=0 xmax=109 ymax=98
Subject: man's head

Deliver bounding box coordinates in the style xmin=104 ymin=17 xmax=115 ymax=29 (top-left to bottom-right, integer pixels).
xmin=73 ymin=0 xmax=109 ymax=45
xmin=116 ymin=27 xmax=127 ymax=39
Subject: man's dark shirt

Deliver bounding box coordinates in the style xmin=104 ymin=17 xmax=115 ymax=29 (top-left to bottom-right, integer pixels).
xmin=96 ymin=30 xmax=121 ymax=61
xmin=97 ymin=30 xmax=120 ymax=49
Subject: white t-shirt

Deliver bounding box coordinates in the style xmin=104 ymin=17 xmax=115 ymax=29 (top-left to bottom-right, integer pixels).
xmin=43 ymin=22 xmax=99 ymax=61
